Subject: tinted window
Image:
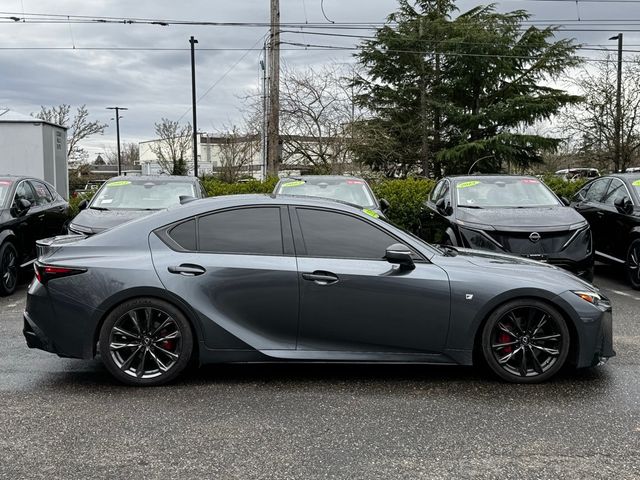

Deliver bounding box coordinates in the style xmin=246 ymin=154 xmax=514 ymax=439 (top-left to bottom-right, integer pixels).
xmin=430 ymin=181 xmax=445 ymax=202
xmin=198 ymin=207 xmax=283 ymax=255
xmin=14 ymin=181 xmax=36 ymax=204
xmin=585 ymin=178 xmax=610 ymax=203
xmin=30 ymin=180 xmax=54 ymax=206
xmin=169 ymin=219 xmax=197 ymax=251
xmin=602 ymin=179 xmax=628 ymax=207
xmin=297 ymin=208 xmax=397 ymax=259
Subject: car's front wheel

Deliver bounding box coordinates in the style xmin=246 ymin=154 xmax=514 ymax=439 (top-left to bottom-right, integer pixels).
xmin=0 ymin=242 xmax=18 ymax=296
xmin=626 ymin=239 xmax=640 ymax=290
xmin=481 ymin=299 xmax=570 ymax=383
xmin=99 ymin=298 xmax=194 ymax=386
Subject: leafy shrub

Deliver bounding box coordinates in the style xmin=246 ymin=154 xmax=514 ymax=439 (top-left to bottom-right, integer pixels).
xmin=540 ymin=175 xmax=587 ymax=200
xmin=371 ymin=178 xmax=435 ymax=232
xmin=203 ymin=177 xmax=279 ymax=197
xmin=68 ymin=193 xmax=94 ymax=218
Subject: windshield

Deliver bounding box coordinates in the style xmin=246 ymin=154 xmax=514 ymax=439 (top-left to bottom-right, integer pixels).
xmin=633 ymin=178 xmax=640 ymax=197
xmin=276 ymin=178 xmax=376 ymax=208
xmin=91 ymin=179 xmax=197 ymax=210
xmin=456 ymin=178 xmax=560 ymax=208
xmin=0 ymin=180 xmax=12 ymax=207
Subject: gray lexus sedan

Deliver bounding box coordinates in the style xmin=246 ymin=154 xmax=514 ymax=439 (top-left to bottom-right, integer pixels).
xmin=24 ymin=195 xmax=614 ymax=386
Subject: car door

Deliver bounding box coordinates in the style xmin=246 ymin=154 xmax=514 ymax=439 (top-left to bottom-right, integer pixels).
xmin=10 ymin=180 xmax=42 ymax=262
xmin=29 ymin=180 xmax=65 ymax=238
xmin=600 ymin=178 xmax=635 ymax=260
xmin=573 ymin=177 xmax=611 ymax=254
xmin=150 ymin=205 xmax=299 ymax=351
xmin=292 ymin=206 xmax=451 ymax=355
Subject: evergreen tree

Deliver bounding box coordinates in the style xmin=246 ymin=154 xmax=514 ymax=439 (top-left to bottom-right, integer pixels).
xmin=354 ymin=1 xmax=582 ymax=176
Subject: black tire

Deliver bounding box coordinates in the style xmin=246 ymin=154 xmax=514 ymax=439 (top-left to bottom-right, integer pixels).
xmin=481 ymin=299 xmax=570 ymax=383
xmin=99 ymin=297 xmax=194 ymax=386
xmin=0 ymin=242 xmax=19 ymax=297
xmin=626 ymin=239 xmax=640 ymax=290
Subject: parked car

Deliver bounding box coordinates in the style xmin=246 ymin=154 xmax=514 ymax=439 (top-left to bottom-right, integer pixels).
xmin=0 ymin=175 xmax=69 ymax=295
xmin=68 ymin=175 xmax=207 ymax=236
xmin=72 ymin=180 xmax=105 ymax=199
xmin=25 ymin=194 xmax=613 ymax=386
xmin=422 ymin=175 xmax=594 ymax=281
xmin=273 ymin=175 xmax=389 ymax=218
xmin=625 ymin=167 xmax=640 ymax=173
xmin=555 ymin=168 xmax=600 ymax=182
xmin=571 ymin=173 xmax=640 ymax=289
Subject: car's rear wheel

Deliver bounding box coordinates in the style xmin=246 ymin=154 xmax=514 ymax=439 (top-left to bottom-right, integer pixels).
xmin=626 ymin=239 xmax=640 ymax=290
xmin=481 ymin=299 xmax=570 ymax=383
xmin=99 ymin=298 xmax=193 ymax=386
xmin=0 ymin=242 xmax=18 ymax=296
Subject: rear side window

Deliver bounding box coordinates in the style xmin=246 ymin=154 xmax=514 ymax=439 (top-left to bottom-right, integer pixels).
xmin=296 ymin=208 xmax=397 ymax=259
xmin=169 ymin=219 xmax=197 ymax=251
xmin=198 ymin=207 xmax=283 ymax=255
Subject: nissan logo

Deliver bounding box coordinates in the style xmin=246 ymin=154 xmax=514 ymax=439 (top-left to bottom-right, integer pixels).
xmin=529 ymin=232 xmax=541 ymax=243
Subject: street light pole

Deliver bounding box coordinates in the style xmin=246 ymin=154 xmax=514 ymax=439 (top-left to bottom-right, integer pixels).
xmin=610 ymin=33 xmax=623 ymax=171
xmin=106 ymin=106 xmax=128 ymax=176
xmin=190 ymin=36 xmax=199 ymax=177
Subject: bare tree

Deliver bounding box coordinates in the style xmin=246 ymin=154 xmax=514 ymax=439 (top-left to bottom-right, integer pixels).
xmin=149 ymin=118 xmax=192 ymax=175
xmin=561 ymin=55 xmax=640 ymax=172
xmin=215 ymin=126 xmax=259 ymax=183
xmin=103 ymin=142 xmax=140 ymax=167
xmin=34 ymin=104 xmax=107 ymax=163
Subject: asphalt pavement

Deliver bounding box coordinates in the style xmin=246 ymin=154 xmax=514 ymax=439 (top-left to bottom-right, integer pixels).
xmin=0 ymin=265 xmax=639 ymax=479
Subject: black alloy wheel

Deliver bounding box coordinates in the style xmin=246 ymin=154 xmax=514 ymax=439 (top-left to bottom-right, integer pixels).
xmin=626 ymin=239 xmax=640 ymax=290
xmin=99 ymin=298 xmax=193 ymax=386
xmin=482 ymin=299 xmax=570 ymax=383
xmin=0 ymin=242 xmax=18 ymax=296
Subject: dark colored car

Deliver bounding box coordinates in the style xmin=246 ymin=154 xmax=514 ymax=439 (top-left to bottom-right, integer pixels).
xmin=274 ymin=175 xmax=389 ymax=218
xmin=68 ymin=175 xmax=207 ymax=236
xmin=571 ymin=173 xmax=640 ymax=289
xmin=0 ymin=175 xmax=69 ymax=295
xmin=25 ymin=194 xmax=613 ymax=386
xmin=422 ymin=175 xmax=594 ymax=281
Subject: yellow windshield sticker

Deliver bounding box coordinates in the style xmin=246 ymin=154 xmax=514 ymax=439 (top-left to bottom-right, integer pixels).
xmin=281 ymin=180 xmax=305 ymax=187
xmin=457 ymin=181 xmax=481 ymax=189
xmin=107 ymin=180 xmax=131 ymax=187
xmin=633 ymin=180 xmax=640 ymax=186
xmin=362 ymin=208 xmax=380 ymax=219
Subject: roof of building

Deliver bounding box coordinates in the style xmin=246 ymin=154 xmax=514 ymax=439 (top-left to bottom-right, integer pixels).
xmin=0 ymin=108 xmax=67 ymax=129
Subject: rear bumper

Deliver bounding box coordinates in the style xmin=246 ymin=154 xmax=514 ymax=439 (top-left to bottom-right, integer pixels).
xmin=23 ymin=311 xmax=56 ymax=353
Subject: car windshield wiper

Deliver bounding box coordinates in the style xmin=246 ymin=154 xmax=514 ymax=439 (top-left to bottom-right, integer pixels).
xmin=90 ymin=206 xmax=110 ymax=211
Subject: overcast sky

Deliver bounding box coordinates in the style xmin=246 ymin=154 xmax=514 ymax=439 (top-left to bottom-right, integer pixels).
xmin=1 ymin=0 xmax=638 ymax=159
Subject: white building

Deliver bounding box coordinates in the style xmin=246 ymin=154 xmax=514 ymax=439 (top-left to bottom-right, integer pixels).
xmin=0 ymin=109 xmax=68 ymax=198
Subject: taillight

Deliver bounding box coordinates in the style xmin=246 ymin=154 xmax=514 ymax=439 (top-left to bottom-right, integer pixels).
xmin=34 ymin=262 xmax=86 ymax=284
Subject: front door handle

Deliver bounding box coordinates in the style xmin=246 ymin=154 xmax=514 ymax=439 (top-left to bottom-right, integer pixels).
xmin=596 ymin=211 xmax=605 ymax=217
xmin=168 ymin=264 xmax=206 ymax=276
xmin=302 ymin=271 xmax=339 ymax=285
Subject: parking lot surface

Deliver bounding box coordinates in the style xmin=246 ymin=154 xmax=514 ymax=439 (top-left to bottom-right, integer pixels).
xmin=1 ymin=265 xmax=639 ymax=479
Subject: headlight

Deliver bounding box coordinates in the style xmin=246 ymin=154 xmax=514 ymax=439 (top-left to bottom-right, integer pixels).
xmin=68 ymin=223 xmax=93 ymax=235
xmin=572 ymin=290 xmax=602 ymax=306
xmin=458 ymin=227 xmax=503 ymax=251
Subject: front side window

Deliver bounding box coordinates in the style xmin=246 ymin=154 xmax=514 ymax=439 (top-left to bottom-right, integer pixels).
xmin=296 ymin=208 xmax=398 ymax=259
xmin=198 ymin=207 xmax=283 ymax=255
xmin=30 ymin=180 xmax=54 ymax=206
xmin=584 ymin=178 xmax=611 ymax=203
xmin=14 ymin=181 xmax=36 ymax=205
xmin=602 ymin=179 xmax=629 ymax=207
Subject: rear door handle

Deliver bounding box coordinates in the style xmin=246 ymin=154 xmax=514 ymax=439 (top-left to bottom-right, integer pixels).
xmin=596 ymin=211 xmax=605 ymax=217
xmin=168 ymin=264 xmax=206 ymax=276
xmin=302 ymin=271 xmax=339 ymax=285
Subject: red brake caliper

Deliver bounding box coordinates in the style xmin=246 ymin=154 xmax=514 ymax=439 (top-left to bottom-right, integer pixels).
xmin=498 ymin=332 xmax=513 ymax=354
xmin=159 ymin=330 xmax=175 ymax=351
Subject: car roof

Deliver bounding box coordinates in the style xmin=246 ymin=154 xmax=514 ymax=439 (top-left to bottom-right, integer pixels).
xmin=103 ymin=175 xmax=200 ymax=183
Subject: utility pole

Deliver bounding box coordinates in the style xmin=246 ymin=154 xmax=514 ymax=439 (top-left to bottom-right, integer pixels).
xmin=610 ymin=33 xmax=623 ymax=172
xmin=106 ymin=106 xmax=127 ymax=176
xmin=267 ymin=0 xmax=281 ymax=176
xmin=261 ymin=41 xmax=268 ymax=181
xmin=190 ymin=36 xmax=199 ymax=177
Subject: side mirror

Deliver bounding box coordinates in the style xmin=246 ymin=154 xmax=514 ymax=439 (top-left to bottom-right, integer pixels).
xmin=435 ymin=197 xmax=453 ymax=216
xmin=614 ymin=196 xmax=634 ymax=215
xmin=380 ymin=198 xmax=390 ymax=214
xmin=12 ymin=198 xmax=31 ymax=216
xmin=78 ymin=199 xmax=89 ymax=211
xmin=384 ymin=243 xmax=415 ymax=270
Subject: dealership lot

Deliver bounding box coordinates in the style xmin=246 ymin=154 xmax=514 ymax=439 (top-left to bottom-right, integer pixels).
xmin=0 ymin=265 xmax=639 ymax=479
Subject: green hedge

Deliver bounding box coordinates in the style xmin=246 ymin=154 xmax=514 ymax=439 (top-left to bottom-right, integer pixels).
xmin=203 ymin=177 xmax=279 ymax=197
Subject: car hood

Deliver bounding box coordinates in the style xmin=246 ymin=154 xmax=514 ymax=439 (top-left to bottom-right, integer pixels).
xmin=71 ymin=208 xmax=160 ymax=234
xmin=455 ymin=206 xmax=585 ymax=230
